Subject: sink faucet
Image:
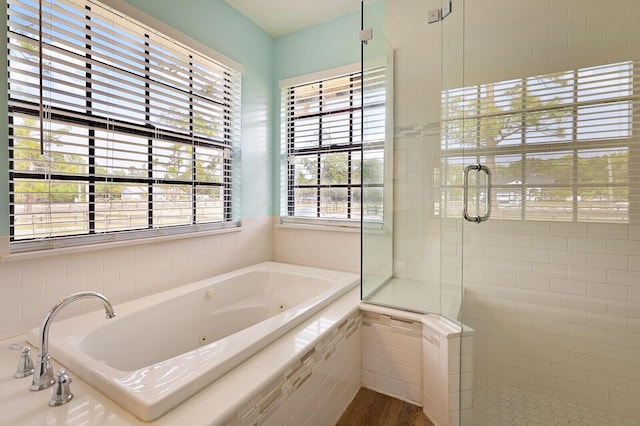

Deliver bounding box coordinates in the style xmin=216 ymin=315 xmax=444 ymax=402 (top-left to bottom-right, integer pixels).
xmin=30 ymin=291 xmax=115 ymax=391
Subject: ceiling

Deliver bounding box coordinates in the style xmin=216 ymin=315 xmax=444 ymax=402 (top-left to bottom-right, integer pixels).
xmin=224 ymin=0 xmax=362 ymax=38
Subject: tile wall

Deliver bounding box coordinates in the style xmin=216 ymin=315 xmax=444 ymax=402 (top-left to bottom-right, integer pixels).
xmin=361 ymin=310 xmax=423 ymax=405
xmin=459 ymin=220 xmax=640 ymax=420
xmin=273 ymin=221 xmax=360 ymax=273
xmin=0 ymin=216 xmax=273 ymax=341
xmin=361 ymin=306 xmax=472 ymax=426
xmin=386 ymin=0 xmax=640 ymax=420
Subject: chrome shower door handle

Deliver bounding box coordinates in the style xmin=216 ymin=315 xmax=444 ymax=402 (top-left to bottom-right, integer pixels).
xmin=462 ymin=163 xmax=491 ymax=223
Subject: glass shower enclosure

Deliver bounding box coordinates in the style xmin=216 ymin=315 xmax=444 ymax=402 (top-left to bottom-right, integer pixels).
xmin=362 ymin=0 xmax=640 ymax=424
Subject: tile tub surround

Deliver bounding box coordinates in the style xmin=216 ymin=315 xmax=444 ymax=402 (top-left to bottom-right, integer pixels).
xmin=0 ymin=286 xmax=360 ymax=425
xmin=0 ymin=216 xmax=273 ymax=341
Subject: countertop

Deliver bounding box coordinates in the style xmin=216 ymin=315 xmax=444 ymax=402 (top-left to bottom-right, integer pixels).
xmin=0 ymin=287 xmax=360 ymax=426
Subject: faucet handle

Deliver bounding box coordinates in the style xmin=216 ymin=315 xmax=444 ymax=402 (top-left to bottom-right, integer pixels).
xmin=9 ymin=343 xmax=35 ymax=379
xmin=49 ymin=369 xmax=73 ymax=407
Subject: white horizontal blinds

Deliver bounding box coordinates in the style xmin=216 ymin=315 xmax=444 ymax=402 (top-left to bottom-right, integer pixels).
xmin=440 ymin=60 xmax=639 ymax=223
xmin=7 ymin=0 xmax=241 ymax=251
xmin=282 ymin=66 xmax=386 ymax=222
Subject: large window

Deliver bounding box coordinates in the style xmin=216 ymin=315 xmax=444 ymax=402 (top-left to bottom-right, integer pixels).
xmin=440 ymin=61 xmax=638 ymax=223
xmin=281 ymin=66 xmax=386 ymax=224
xmin=7 ymin=0 xmax=242 ymax=252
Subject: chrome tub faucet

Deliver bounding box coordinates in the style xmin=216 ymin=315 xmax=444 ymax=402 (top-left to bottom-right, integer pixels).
xmin=31 ymin=291 xmax=115 ymax=392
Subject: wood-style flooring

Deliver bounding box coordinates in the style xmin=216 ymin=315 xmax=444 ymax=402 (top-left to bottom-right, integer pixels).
xmin=336 ymin=388 xmax=435 ymax=426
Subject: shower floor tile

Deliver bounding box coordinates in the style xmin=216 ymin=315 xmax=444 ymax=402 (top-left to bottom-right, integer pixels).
xmin=474 ymin=377 xmax=640 ymax=426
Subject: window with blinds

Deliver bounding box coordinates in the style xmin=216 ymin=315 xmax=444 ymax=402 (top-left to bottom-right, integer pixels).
xmin=7 ymin=0 xmax=242 ymax=252
xmin=440 ymin=60 xmax=639 ymax=223
xmin=281 ymin=66 xmax=386 ymax=224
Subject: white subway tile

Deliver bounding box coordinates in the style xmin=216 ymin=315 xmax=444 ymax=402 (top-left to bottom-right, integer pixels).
xmin=0 ymin=305 xmax=21 ymax=328
xmin=516 ymin=274 xmax=550 ymax=291
xmin=44 ymin=275 xmax=85 ymax=298
xmin=0 ymin=267 xmax=21 ymax=289
xmin=375 ymin=373 xmax=406 ymax=398
xmin=550 ymin=278 xmax=587 ymax=296
xmin=531 ymin=318 xmax=568 ymax=336
xmin=609 ymin=390 xmax=640 ymax=412
xmin=500 ymin=260 xmax=533 ymax=274
xmin=570 ymin=352 xmax=609 ymax=374
xmin=549 ymin=307 xmax=587 ymax=325
xmin=607 ymin=360 xmax=640 ymax=381
xmin=607 ymin=239 xmax=640 ymax=255
xmin=587 ymin=340 xmax=627 ymax=362
xmin=516 ymin=247 xmax=550 ymax=263
xmin=516 ymin=355 xmax=551 ymax=374
xmin=534 ymin=264 xmax=568 ymax=279
xmin=500 ymin=234 xmax=532 ymax=248
xmin=587 ymin=282 xmax=628 ymax=301
xmin=22 ymin=259 xmax=66 ymax=284
xmin=550 ymin=222 xmax=588 ymax=237
xmin=551 ymin=363 xmax=588 ymax=383
xmin=516 ymin=302 xmax=550 ymax=319
xmin=535 ymin=372 xmax=571 ymax=394
xmin=587 ymin=311 xmax=628 ymax=332
xmin=103 ymin=246 xmax=135 ymax=269
xmin=568 ymin=324 xmax=607 ymax=343
xmin=587 ymin=253 xmax=628 ymax=270
xmin=588 ymin=223 xmax=629 ymax=240
xmin=549 ymin=250 xmax=587 ymax=266
xmin=568 ymin=237 xmax=606 ymax=253
xmin=516 ymin=222 xmax=551 ymax=236
xmin=608 ymin=270 xmax=640 ymax=286
xmin=608 ymin=330 xmax=640 ymax=350
xmin=568 ymin=266 xmax=607 ymax=283
xmin=608 ymin=301 xmax=640 ymax=320
xmin=533 ymin=292 xmax=568 ymax=308
xmin=566 ymin=295 xmax=608 ymax=314
xmin=533 ymin=235 xmax=568 ymax=250
xmin=588 ymin=371 xmax=628 ymax=392
xmin=500 ymin=288 xmax=534 ymax=303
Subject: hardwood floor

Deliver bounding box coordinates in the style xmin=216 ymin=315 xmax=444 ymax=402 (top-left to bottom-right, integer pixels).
xmin=336 ymin=388 xmax=435 ymax=426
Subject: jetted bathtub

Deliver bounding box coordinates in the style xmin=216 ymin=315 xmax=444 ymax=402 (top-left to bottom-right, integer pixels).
xmin=27 ymin=262 xmax=359 ymax=421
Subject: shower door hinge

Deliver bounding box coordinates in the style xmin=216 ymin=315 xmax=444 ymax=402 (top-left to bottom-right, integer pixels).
xmin=429 ymin=0 xmax=452 ymax=24
xmin=360 ymin=28 xmax=373 ymax=44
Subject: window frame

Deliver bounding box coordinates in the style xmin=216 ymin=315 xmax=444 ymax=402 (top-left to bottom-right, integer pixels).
xmin=280 ymin=64 xmax=386 ymax=227
xmin=7 ymin=0 xmax=243 ymax=253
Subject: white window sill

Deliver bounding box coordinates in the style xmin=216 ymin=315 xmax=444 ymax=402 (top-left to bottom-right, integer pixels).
xmin=276 ymin=220 xmax=360 ymax=234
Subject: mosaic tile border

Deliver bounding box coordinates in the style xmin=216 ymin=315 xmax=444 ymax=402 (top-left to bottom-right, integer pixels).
xmin=362 ymin=311 xmax=423 ymax=338
xmin=224 ymin=311 xmax=361 ymax=426
xmin=395 ymin=122 xmax=441 ymax=138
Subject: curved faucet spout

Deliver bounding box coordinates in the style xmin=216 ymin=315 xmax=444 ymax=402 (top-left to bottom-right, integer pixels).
xmin=31 ymin=291 xmax=115 ymax=391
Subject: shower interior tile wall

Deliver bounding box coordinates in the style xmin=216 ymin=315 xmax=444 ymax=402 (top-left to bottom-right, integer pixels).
xmin=387 ymin=0 xmax=640 ymax=421
xmin=0 ymin=216 xmax=273 ymax=340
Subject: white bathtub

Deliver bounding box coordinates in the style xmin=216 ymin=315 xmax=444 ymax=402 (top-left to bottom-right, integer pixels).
xmin=27 ymin=262 xmax=359 ymax=421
